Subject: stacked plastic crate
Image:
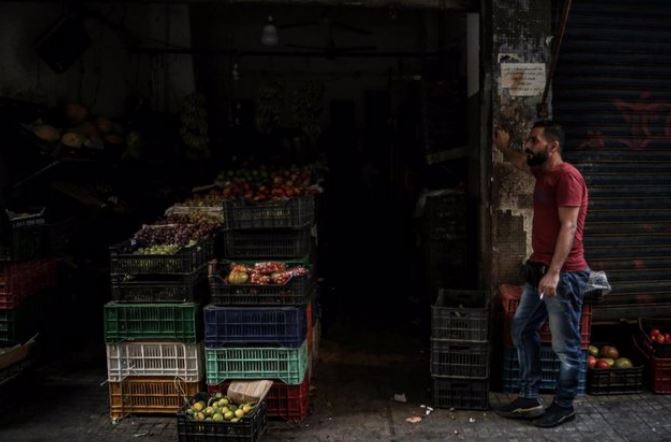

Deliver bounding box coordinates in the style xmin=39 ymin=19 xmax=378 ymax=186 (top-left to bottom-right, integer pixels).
xmin=431 ymin=289 xmax=490 ymax=410
xmin=498 ymin=284 xmax=591 ymax=394
xmin=0 ymin=212 xmax=58 ymax=344
xmin=205 ymin=196 xmax=316 ymax=422
xmin=104 ymin=232 xmax=215 ymax=421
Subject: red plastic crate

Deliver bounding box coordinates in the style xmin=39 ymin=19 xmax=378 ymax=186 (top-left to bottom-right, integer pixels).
xmin=499 ymin=284 xmax=592 ymax=350
xmin=208 ymin=375 xmax=310 ymax=421
xmin=0 ymin=259 xmax=58 ymax=310
xmin=633 ymin=336 xmax=671 ymax=394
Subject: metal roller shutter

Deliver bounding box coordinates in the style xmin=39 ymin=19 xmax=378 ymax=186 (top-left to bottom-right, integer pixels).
xmin=553 ymin=0 xmax=671 ymax=320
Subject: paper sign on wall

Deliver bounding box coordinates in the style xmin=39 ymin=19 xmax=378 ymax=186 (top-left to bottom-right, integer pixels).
xmin=500 ymin=63 xmax=546 ymax=96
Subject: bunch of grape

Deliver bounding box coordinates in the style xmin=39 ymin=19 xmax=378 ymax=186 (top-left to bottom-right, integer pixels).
xmin=133 ymin=223 xmax=218 ymax=247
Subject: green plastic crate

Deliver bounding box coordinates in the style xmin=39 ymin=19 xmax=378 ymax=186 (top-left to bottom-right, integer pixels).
xmin=103 ymin=302 xmax=200 ymax=343
xmin=205 ymin=340 xmax=308 ymax=385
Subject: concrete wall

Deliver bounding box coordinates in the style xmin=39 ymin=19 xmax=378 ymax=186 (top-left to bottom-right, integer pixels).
xmin=489 ymin=0 xmax=551 ymax=285
xmin=0 ymin=2 xmax=195 ymax=116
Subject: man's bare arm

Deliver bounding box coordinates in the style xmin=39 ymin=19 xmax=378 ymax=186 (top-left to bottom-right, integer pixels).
xmin=538 ymin=206 xmax=580 ymax=296
xmin=493 ymin=127 xmax=531 ymax=175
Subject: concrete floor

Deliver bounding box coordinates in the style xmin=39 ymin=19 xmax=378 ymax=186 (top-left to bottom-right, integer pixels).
xmin=1 ymin=323 xmax=670 ymax=442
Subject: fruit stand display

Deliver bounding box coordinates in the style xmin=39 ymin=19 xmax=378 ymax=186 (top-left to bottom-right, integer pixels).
xmin=203 ymin=166 xmax=320 ymax=422
xmin=104 ymin=214 xmax=219 ymax=421
xmin=206 ymin=261 xmax=314 ymax=421
xmin=431 ymin=289 xmax=490 ymax=410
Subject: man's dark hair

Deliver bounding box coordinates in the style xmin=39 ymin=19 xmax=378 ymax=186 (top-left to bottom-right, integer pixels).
xmin=532 ymin=120 xmax=564 ymax=151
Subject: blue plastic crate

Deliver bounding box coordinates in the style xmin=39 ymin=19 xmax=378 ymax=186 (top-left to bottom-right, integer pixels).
xmin=502 ymin=346 xmax=587 ymax=394
xmin=204 ymin=305 xmax=307 ymax=347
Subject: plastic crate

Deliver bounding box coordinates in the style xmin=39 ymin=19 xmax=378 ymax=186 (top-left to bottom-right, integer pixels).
xmin=432 ymin=376 xmax=489 ymax=410
xmin=500 ymin=284 xmax=592 ymax=350
xmin=587 ymin=365 xmax=644 ymax=395
xmin=223 ymin=228 xmax=311 ymax=260
xmin=632 ymin=336 xmax=671 ymax=394
xmin=103 ymin=302 xmax=200 ymax=343
xmin=636 ymin=318 xmax=671 ymax=358
xmin=430 ymin=340 xmax=489 ymax=378
xmin=111 ymin=270 xmax=207 ymax=303
xmin=205 ymin=340 xmax=309 ymax=385
xmin=110 ymin=238 xmax=215 ymax=276
xmin=209 ymin=275 xmax=313 ymax=306
xmin=106 ymin=341 xmax=204 ymax=382
xmin=501 ymin=347 xmax=587 ymax=394
xmin=209 ymin=375 xmax=310 ymax=421
xmin=108 ymin=376 xmax=201 ymax=422
xmin=204 ymin=305 xmax=308 ymax=348
xmin=431 ymin=289 xmax=489 ymax=342
xmin=0 ymin=214 xmax=46 ymax=262
xmin=223 ymin=197 xmax=315 ymax=230
xmin=177 ymin=394 xmax=267 ymax=442
xmin=0 ymin=259 xmax=58 ymax=309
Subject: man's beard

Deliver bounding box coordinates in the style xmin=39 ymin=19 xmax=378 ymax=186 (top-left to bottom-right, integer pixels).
xmin=526 ymin=149 xmax=548 ymax=167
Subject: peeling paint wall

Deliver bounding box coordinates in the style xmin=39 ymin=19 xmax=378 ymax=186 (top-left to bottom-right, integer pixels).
xmin=489 ymin=0 xmax=551 ymax=284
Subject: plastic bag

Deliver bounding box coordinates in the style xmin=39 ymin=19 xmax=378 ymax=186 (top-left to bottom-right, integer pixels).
xmin=583 ymin=270 xmax=611 ymax=303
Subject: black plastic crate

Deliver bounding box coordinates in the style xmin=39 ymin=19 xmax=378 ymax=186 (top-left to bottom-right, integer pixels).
xmin=204 ymin=305 xmax=308 ymax=347
xmin=501 ymin=347 xmax=587 ymax=394
xmin=110 ymin=238 xmax=215 ymax=276
xmin=223 ymin=197 xmax=315 ymax=230
xmin=587 ymin=365 xmax=644 ymax=395
xmin=431 ymin=289 xmax=489 ymax=342
xmin=432 ymin=376 xmax=489 ymax=410
xmin=430 ymin=340 xmax=489 ymax=378
xmin=111 ymin=270 xmax=208 ymax=303
xmin=223 ymin=228 xmax=311 ymax=260
xmin=177 ymin=395 xmax=267 ymax=442
xmin=210 ymin=275 xmax=313 ymax=306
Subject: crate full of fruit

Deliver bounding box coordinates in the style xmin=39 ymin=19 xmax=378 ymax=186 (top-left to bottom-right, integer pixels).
xmin=586 ymin=343 xmax=643 ymax=395
xmin=110 ymin=222 xmax=217 ymax=275
xmin=177 ymin=392 xmax=267 ymax=442
xmin=637 ymin=319 xmax=671 ymax=358
xmin=209 ymin=261 xmax=312 ymax=305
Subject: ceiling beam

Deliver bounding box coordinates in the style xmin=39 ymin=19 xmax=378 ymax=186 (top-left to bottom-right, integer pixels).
xmin=6 ymin=0 xmax=476 ymax=10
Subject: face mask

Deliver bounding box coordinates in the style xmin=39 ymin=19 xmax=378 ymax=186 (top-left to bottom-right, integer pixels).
xmin=526 ymin=149 xmax=548 ymax=167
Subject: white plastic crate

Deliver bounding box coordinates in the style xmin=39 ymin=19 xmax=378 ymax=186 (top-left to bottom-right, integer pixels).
xmin=106 ymin=341 xmax=203 ymax=382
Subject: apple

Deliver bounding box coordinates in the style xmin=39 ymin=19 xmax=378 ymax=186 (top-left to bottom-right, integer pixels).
xmin=587 ymin=355 xmax=597 ymax=369
xmin=595 ymin=359 xmax=610 ymax=369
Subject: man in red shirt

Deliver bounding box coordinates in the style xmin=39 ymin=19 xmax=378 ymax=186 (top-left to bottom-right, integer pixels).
xmin=494 ymin=121 xmax=590 ymax=428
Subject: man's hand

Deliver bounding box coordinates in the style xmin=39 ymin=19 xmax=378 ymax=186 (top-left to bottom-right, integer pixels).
xmin=493 ymin=126 xmax=511 ymax=152
xmin=538 ymin=271 xmax=560 ymax=298
xmin=493 ymin=126 xmax=531 ymax=174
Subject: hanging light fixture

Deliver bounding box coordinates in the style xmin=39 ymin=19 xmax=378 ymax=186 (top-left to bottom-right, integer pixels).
xmin=261 ymin=16 xmax=278 ymax=47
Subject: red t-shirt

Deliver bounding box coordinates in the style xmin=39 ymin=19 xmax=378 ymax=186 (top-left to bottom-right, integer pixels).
xmin=530 ymin=162 xmax=589 ymax=272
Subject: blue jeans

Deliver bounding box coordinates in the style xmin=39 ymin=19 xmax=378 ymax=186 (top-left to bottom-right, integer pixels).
xmin=511 ymin=269 xmax=590 ymax=408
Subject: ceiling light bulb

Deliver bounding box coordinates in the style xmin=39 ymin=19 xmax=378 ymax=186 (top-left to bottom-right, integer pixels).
xmin=261 ymin=16 xmax=278 ymax=47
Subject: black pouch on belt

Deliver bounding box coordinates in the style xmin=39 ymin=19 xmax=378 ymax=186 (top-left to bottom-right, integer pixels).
xmin=520 ymin=261 xmax=548 ymax=287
